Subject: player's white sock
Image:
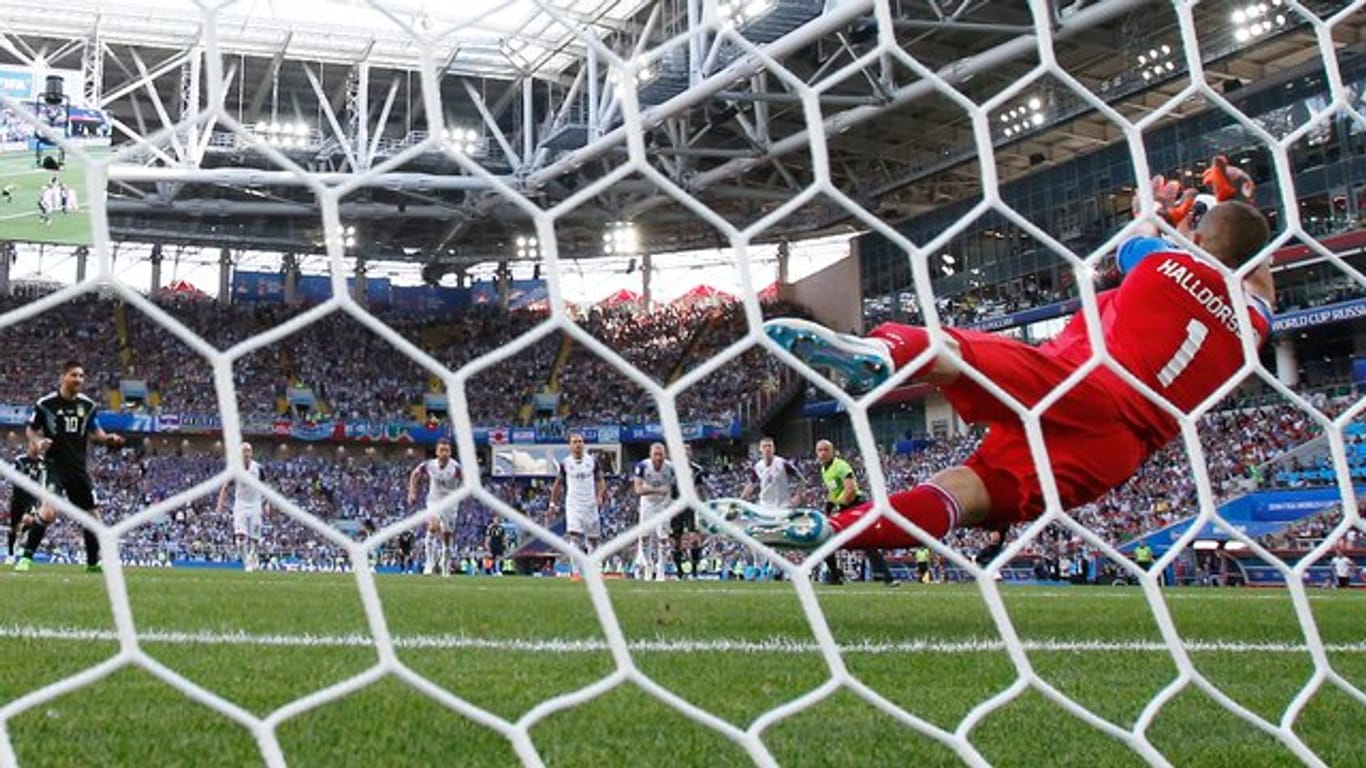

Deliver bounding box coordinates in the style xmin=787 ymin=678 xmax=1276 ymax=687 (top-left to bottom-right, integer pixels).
xmin=439 ymin=545 xmax=450 ymax=577
xmin=423 ymin=537 xmax=436 ymax=575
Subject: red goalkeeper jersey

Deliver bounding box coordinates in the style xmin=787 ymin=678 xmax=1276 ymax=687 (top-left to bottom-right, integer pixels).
xmin=1045 ymin=240 xmax=1273 ymax=447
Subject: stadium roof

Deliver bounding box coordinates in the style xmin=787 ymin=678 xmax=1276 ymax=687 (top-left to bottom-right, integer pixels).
xmin=1 ymin=0 xmax=1363 ymax=280
xmin=0 ymin=0 xmax=653 ymax=78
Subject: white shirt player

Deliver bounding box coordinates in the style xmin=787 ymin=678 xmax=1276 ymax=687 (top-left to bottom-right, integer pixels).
xmin=554 ymin=448 xmax=603 ymax=538
xmin=218 ymin=445 xmax=267 ymax=544
xmin=420 ymin=457 xmax=462 ymax=508
xmin=1332 ymin=554 xmax=1357 ymax=583
xmin=40 ymin=184 xmax=60 ymax=214
xmin=417 ymin=456 xmax=462 ymax=533
xmin=750 ymin=455 xmax=800 ymax=508
xmin=560 ymin=454 xmax=600 ymax=513
xmin=635 ymin=458 xmax=675 ymax=503
xmin=234 ymin=460 xmax=265 ymax=511
xmin=632 ymin=445 xmax=677 ymax=579
xmin=634 ymin=456 xmax=677 ymax=531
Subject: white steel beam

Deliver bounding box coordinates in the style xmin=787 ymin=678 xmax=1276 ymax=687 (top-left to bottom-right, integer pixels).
xmin=303 ymin=62 xmax=359 ymax=172
xmin=463 ymin=78 xmax=521 ymax=169
xmin=366 ymin=75 xmax=402 ymax=168
xmin=129 ymin=47 xmax=187 ymax=162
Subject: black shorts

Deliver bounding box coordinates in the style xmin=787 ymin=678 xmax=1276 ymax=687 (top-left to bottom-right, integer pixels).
xmin=489 ymin=544 xmax=505 ymax=559
xmin=916 ymin=562 xmax=929 ymax=576
xmin=670 ymin=508 xmax=698 ymax=536
xmin=47 ymin=468 xmax=97 ymax=512
xmin=10 ymin=495 xmax=33 ymax=527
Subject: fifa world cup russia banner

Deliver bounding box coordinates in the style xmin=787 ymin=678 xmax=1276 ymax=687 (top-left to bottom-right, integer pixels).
xmin=1271 ymin=298 xmax=1366 ymax=332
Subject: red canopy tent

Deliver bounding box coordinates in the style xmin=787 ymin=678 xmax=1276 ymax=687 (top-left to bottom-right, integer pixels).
xmin=597 ymin=288 xmax=643 ymax=308
xmin=160 ymin=279 xmax=210 ymax=300
xmin=757 ymin=282 xmax=779 ymax=303
xmin=675 ymin=283 xmax=736 ymax=306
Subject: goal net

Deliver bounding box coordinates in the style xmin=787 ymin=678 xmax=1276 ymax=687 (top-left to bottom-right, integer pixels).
xmin=0 ymin=0 xmax=1363 ymax=765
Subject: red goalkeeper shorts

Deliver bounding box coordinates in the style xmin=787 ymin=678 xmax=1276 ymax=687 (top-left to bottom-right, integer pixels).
xmin=942 ymin=329 xmax=1152 ymax=527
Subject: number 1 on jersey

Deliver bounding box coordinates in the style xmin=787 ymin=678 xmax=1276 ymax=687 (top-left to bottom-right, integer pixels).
xmin=1157 ymin=319 xmax=1209 ymax=388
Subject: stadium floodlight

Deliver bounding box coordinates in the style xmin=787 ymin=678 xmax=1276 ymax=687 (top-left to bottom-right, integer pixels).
xmin=998 ymin=95 xmax=1046 ymax=139
xmin=1232 ymin=1 xmax=1287 ymax=44
xmin=1137 ymin=42 xmax=1177 ymax=81
xmin=514 ymin=235 xmax=539 ymax=260
xmin=442 ymin=127 xmax=483 ymax=156
xmin=602 ymin=221 xmax=639 ymax=256
xmin=253 ymin=120 xmax=312 ymax=150
xmin=343 ymin=224 xmax=357 ymax=249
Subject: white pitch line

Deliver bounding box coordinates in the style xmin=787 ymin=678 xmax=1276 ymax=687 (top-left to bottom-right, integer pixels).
xmin=2 ymin=624 xmax=1364 ymax=655
xmin=99 ymin=572 xmax=1363 ymax=602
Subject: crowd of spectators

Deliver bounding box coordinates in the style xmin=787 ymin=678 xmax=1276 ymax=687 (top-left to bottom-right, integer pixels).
xmin=557 ymin=299 xmax=810 ymax=426
xmin=3 ymin=284 xmax=1362 ymax=575
xmin=1 ymin=292 xmax=798 ymax=430
xmin=0 ymin=295 xmax=124 ymax=405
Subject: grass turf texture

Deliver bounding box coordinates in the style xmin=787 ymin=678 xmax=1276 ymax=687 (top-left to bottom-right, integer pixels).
xmin=0 ymin=568 xmax=1362 ymax=767
xmin=0 ymin=149 xmax=103 ymax=247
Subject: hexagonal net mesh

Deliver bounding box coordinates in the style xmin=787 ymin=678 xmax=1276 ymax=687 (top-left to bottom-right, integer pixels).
xmin=0 ymin=0 xmax=1364 ymax=765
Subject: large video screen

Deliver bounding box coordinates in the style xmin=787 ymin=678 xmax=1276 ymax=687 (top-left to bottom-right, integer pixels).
xmin=0 ymin=66 xmax=111 ymax=247
xmin=490 ymin=443 xmax=622 ymax=478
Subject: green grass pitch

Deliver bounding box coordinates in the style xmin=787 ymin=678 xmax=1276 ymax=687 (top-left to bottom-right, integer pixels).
xmin=0 ymin=568 xmax=1362 ymax=767
xmin=0 ymin=149 xmax=104 ymax=247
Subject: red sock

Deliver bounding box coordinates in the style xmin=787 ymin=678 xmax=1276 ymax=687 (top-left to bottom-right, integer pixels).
xmin=828 ymin=483 xmax=960 ymax=549
xmin=867 ymin=323 xmax=935 ymax=377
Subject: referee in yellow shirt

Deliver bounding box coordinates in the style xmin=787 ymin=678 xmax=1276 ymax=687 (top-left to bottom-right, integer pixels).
xmin=817 ymin=440 xmax=898 ymax=586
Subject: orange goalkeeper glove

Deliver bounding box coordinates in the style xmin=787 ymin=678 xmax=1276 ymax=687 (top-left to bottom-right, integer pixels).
xmin=1133 ymin=174 xmax=1197 ymax=226
xmin=1201 ymin=154 xmax=1255 ymax=202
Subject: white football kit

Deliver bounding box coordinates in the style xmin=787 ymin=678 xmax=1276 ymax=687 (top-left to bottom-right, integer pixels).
xmin=634 ymin=458 xmax=677 ymax=538
xmin=751 ymin=456 xmax=799 ymax=508
xmin=559 ymin=453 xmax=601 ymax=539
xmin=421 ymin=457 xmax=463 ymax=527
xmin=231 ymin=460 xmax=266 ymax=540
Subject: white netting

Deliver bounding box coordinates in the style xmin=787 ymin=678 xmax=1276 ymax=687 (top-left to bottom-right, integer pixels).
xmin=0 ymin=0 xmax=1364 ymax=765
